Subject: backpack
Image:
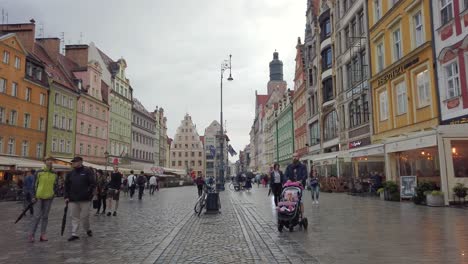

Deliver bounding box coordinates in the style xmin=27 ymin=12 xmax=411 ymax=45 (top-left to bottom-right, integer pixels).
xmin=137 ymin=175 xmax=145 ymax=186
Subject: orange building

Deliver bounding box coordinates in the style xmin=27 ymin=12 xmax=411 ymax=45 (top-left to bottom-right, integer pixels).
xmin=0 ymin=33 xmax=48 ymax=159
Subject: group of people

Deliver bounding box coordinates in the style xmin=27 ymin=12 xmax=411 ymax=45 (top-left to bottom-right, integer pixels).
xmin=24 ymin=156 xmax=160 ymax=243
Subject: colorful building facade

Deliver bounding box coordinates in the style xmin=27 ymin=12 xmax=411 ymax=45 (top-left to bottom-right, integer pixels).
xmin=292 ymin=37 xmax=308 ymax=158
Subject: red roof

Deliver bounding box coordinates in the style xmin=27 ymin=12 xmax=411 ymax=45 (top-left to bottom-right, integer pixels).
xmin=256 ymin=94 xmax=269 ymax=108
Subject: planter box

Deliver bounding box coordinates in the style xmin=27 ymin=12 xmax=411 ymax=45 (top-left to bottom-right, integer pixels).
xmin=426 ymin=194 xmax=445 ymax=207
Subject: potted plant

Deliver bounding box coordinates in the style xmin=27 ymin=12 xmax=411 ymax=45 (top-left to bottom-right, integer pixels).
xmin=425 ymin=190 xmax=445 ymax=207
xmin=377 ymin=188 xmax=385 ymax=200
xmin=413 ymin=181 xmax=437 ymax=205
xmin=383 ymin=181 xmax=400 ymax=201
xmin=453 ymin=183 xmax=467 ymax=199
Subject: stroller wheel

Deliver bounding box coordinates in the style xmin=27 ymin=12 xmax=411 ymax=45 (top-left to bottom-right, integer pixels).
xmin=278 ymin=224 xmax=283 ymax=232
xmin=302 ymin=218 xmax=308 ymax=230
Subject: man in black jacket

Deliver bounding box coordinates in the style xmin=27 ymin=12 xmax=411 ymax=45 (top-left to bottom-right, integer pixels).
xmin=64 ymin=156 xmax=96 ymax=242
xmin=137 ymin=171 xmax=147 ymax=200
xmin=107 ymin=166 xmax=122 ymax=216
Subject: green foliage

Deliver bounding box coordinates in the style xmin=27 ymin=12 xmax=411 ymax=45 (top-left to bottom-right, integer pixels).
xmin=384 ymin=181 xmax=398 ymax=194
xmin=413 ymin=181 xmax=437 ymax=205
xmin=377 ymin=188 xmax=385 ymax=194
xmin=453 ymin=183 xmax=468 ymax=198
xmin=429 ymin=190 xmax=444 ymax=196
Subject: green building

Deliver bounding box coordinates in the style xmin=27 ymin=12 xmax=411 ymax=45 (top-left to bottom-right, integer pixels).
xmin=275 ymin=92 xmax=294 ymax=168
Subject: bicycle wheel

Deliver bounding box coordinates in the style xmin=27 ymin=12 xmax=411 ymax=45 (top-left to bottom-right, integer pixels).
xmin=198 ymin=197 xmax=206 ymax=216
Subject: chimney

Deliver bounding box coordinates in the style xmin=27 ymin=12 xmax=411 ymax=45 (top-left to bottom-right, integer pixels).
xmin=65 ymin=44 xmax=89 ymax=67
xmin=36 ymin=38 xmax=61 ymax=62
xmin=0 ymin=20 xmax=36 ymax=52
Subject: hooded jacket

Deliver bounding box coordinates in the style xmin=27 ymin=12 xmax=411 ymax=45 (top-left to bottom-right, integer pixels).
xmin=34 ymin=166 xmax=58 ymax=199
xmin=64 ymin=166 xmax=96 ymax=202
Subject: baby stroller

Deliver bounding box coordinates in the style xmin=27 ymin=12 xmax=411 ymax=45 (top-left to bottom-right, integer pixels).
xmin=276 ymin=186 xmax=308 ymax=232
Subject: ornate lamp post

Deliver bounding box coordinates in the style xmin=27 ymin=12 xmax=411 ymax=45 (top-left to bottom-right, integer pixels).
xmin=218 ymin=55 xmax=233 ymax=191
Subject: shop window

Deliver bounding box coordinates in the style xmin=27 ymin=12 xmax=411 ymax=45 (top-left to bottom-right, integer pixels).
xmin=398 ymin=148 xmax=440 ymax=178
xmin=452 ymin=140 xmax=468 ymax=178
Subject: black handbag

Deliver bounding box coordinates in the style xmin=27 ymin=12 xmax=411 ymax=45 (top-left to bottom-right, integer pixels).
xmin=92 ymin=199 xmax=99 ymax=209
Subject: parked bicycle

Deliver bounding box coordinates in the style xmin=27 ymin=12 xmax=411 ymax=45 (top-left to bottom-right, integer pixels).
xmin=194 ymin=184 xmax=217 ymax=216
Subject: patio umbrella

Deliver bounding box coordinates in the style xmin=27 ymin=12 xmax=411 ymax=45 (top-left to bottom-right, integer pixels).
xmin=61 ymin=202 xmax=68 ymax=236
xmin=14 ymin=201 xmax=36 ymax=224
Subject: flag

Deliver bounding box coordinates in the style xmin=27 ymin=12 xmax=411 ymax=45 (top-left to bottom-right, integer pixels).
xmin=228 ymin=145 xmax=237 ymax=156
xmin=209 ymin=145 xmax=216 ymax=158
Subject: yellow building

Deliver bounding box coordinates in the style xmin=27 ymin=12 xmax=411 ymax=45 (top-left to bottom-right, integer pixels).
xmin=368 ymin=0 xmax=440 ymax=196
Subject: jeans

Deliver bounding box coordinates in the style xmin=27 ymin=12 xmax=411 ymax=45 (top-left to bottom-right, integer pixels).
xmin=96 ymin=195 xmax=107 ymax=213
xmin=129 ymin=185 xmax=136 ymax=198
xmin=70 ymin=201 xmax=90 ymax=236
xmin=138 ymin=185 xmax=145 ymax=200
xmin=23 ymin=191 xmax=34 ymax=215
xmin=311 ymin=186 xmax=320 ymax=201
xmin=31 ymin=199 xmax=53 ymax=236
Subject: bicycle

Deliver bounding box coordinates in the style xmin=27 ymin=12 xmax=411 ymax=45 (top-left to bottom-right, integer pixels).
xmin=194 ymin=184 xmax=214 ymax=216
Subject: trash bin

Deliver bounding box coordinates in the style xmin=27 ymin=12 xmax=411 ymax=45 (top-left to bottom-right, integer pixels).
xmin=206 ymin=192 xmax=220 ymax=212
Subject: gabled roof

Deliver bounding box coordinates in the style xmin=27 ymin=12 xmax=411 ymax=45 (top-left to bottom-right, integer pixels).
xmin=133 ymin=98 xmax=154 ymax=119
xmin=97 ymin=48 xmax=119 ymax=75
xmin=0 ymin=33 xmax=28 ymax=54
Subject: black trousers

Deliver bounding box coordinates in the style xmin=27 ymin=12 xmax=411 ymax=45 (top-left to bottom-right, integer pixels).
xmin=138 ymin=185 xmax=145 ymax=200
xmin=197 ymin=185 xmax=203 ymax=196
xmin=150 ymin=185 xmax=156 ymax=195
xmin=129 ymin=185 xmax=136 ymax=198
xmin=97 ymin=195 xmax=107 ymax=213
xmin=272 ymin=183 xmax=283 ymax=206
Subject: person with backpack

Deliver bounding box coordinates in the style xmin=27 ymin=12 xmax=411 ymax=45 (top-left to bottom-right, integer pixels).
xmin=106 ymin=166 xmax=122 ymax=216
xmin=29 ymin=157 xmax=58 ymax=243
xmin=309 ymin=169 xmax=320 ymax=204
xmin=127 ymin=170 xmax=137 ymax=200
xmin=136 ymin=171 xmax=147 ymax=200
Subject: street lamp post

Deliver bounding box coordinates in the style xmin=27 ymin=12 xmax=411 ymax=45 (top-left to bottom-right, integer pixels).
xmin=219 ymin=55 xmax=233 ymax=191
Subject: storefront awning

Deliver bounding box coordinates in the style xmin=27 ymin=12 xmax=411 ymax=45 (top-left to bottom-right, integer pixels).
xmin=313 ymin=152 xmax=339 ymax=165
xmin=54 ymin=158 xmax=107 ymax=171
xmin=0 ymin=155 xmax=70 ymax=170
xmin=385 ymin=131 xmax=437 ymax=153
xmin=349 ymin=144 xmax=385 ymax=158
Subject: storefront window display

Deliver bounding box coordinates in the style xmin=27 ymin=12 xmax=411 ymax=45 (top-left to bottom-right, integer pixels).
xmin=397 ymin=147 xmax=440 ymax=184
xmin=451 ymin=140 xmax=468 ymax=178
xmin=353 ymin=159 xmax=385 ymax=179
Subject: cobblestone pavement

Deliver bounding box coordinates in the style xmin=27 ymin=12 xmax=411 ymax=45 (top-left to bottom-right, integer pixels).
xmin=0 ymin=186 xmax=467 ymax=264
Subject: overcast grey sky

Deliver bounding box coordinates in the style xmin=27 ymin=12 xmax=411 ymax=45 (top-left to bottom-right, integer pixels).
xmin=2 ymin=0 xmax=305 ymax=161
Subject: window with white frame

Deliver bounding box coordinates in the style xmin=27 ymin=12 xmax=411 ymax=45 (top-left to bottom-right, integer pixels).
xmin=61 ymin=116 xmax=66 ymax=129
xmin=7 ymin=138 xmax=15 ymax=154
xmin=379 ymin=90 xmax=388 ymax=120
xmin=66 ymin=141 xmax=71 ymax=153
xmin=21 ymin=141 xmax=29 ymax=157
xmin=79 ymin=143 xmax=83 ymax=155
xmin=39 ymin=117 xmax=45 ymax=131
xmin=10 ymin=110 xmax=17 ymax=125
xmin=25 ymin=88 xmax=31 ymax=102
xmin=24 ymin=113 xmax=31 ymax=128
xmin=60 ymin=139 xmax=64 ymax=153
xmin=395 ymin=81 xmax=407 ymax=115
xmin=374 ymin=0 xmax=382 ymax=21
xmin=36 ymin=143 xmax=43 ymax=159
xmin=69 ymin=98 xmax=73 ymax=109
xmin=445 ymin=61 xmax=460 ymax=99
xmin=40 ymin=93 xmax=45 ymax=106
xmin=3 ymin=51 xmax=10 ymax=64
xmin=11 ymin=82 xmax=17 ymax=97
xmin=0 ymin=78 xmax=5 ymax=93
xmin=392 ymin=28 xmax=402 ymax=61
xmin=52 ymin=138 xmax=57 ymax=152
xmin=68 ymin=118 xmax=72 ymax=131
xmin=413 ymin=11 xmax=424 ymax=48
xmin=0 ymin=137 xmax=3 ymax=153
xmin=440 ymin=0 xmax=453 ymax=25
xmin=416 ymin=70 xmax=430 ymax=107
xmin=53 ymin=114 xmax=58 ymax=128
xmin=87 ymin=144 xmax=91 ymax=155
xmin=376 ymin=41 xmax=385 ymax=72
xmin=0 ymin=107 xmax=4 ymax=123
xmin=14 ymin=56 xmax=20 ymax=69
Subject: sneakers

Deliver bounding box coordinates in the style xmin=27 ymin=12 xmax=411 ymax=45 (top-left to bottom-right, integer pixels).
xmin=113 ymin=211 xmax=117 ymax=216
xmin=87 ymin=230 xmax=93 ymax=237
xmin=39 ymin=235 xmax=48 ymax=242
xmin=68 ymin=235 xmax=80 ymax=242
xmin=100 ymin=211 xmax=105 ymax=215
xmin=28 ymin=234 xmax=35 ymax=243
xmin=107 ymin=212 xmax=111 ymax=216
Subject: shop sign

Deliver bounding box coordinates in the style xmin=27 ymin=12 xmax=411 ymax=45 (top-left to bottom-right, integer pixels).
xmin=442 ymin=114 xmax=468 ymax=125
xmin=400 ymin=176 xmax=417 ymax=198
xmin=349 ymin=141 xmax=362 ymax=149
xmin=377 ymin=58 xmax=420 ymax=86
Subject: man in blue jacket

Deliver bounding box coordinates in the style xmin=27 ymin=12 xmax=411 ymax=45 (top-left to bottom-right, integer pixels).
xmin=285 ymin=153 xmax=307 ymax=186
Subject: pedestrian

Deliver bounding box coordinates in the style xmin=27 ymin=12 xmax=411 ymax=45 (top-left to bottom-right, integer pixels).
xmin=95 ymin=170 xmax=108 ymax=215
xmin=29 ymin=157 xmax=58 ymax=242
xmin=136 ymin=171 xmax=147 ymax=200
xmin=64 ymin=156 xmax=96 ymax=242
xmin=285 ymin=153 xmax=307 ymax=186
xmin=270 ymin=163 xmax=286 ymax=206
xmin=106 ymin=166 xmax=123 ymax=216
xmin=127 ymin=170 xmax=137 ymax=200
xmin=149 ymin=174 xmax=157 ymax=195
xmin=122 ymin=176 xmax=129 ymax=196
xmin=23 ymin=169 xmax=35 ymax=216
xmin=309 ymin=169 xmax=320 ymax=204
xmin=195 ymin=174 xmax=205 ymax=196
xmin=156 ymin=176 xmax=160 ymax=191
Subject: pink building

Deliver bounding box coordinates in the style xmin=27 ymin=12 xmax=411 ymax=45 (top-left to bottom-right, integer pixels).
xmin=64 ymin=45 xmax=110 ymax=165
